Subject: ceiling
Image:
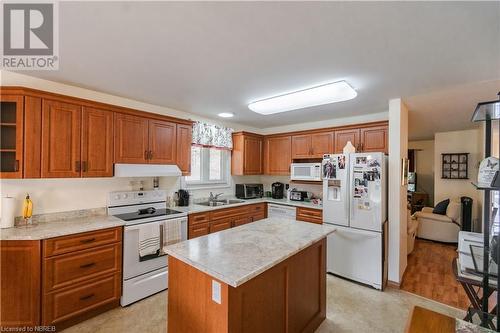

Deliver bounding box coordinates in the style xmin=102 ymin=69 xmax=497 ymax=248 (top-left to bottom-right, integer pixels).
xmin=22 ymin=1 xmax=500 ymax=138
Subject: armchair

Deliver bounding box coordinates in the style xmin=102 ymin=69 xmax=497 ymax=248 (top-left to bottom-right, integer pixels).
xmin=413 ymin=199 xmax=462 ymax=243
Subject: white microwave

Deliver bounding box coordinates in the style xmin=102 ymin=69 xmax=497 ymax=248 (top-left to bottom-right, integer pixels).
xmin=290 ymin=163 xmax=322 ymax=181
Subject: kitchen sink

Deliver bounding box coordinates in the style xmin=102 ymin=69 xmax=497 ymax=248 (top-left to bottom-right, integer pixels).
xmin=197 ymin=199 xmax=245 ymax=206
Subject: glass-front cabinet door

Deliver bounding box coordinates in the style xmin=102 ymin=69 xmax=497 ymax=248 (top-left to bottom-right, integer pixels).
xmin=0 ymin=95 xmax=24 ymax=178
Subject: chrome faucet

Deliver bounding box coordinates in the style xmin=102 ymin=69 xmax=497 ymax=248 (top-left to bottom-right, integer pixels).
xmin=209 ymin=192 xmax=224 ymax=202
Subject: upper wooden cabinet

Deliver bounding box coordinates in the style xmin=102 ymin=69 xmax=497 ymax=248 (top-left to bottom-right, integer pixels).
xmin=334 ymin=129 xmax=360 ymax=154
xmin=264 ymin=135 xmax=292 ymax=175
xmin=149 ymin=120 xmax=176 ymax=164
xmin=114 ymin=113 xmax=149 ymax=164
xmin=0 ymin=95 xmax=24 ymax=178
xmin=41 ymin=100 xmax=82 ymax=178
xmin=232 ymin=132 xmax=263 ymax=175
xmin=176 ymin=124 xmax=192 ymax=175
xmin=360 ymin=126 xmax=388 ymax=153
xmin=334 ymin=125 xmax=388 ymax=154
xmin=292 ymin=132 xmax=333 ymax=159
xmin=81 ymin=107 xmax=114 ymax=177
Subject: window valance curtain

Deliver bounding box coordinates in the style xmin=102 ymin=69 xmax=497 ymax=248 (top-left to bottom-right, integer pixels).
xmin=192 ymin=121 xmax=234 ymax=149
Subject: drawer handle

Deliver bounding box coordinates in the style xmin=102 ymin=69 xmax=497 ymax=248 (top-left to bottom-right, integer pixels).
xmin=80 ymin=293 xmax=95 ymax=301
xmin=80 ymin=262 xmax=96 ymax=269
xmin=80 ymin=238 xmax=96 ymax=244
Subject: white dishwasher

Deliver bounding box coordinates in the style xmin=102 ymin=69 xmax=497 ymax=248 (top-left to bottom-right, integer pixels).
xmin=267 ymin=203 xmax=297 ymax=220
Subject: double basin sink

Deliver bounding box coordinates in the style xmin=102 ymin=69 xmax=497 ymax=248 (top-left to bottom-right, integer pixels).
xmin=197 ymin=199 xmax=245 ymax=207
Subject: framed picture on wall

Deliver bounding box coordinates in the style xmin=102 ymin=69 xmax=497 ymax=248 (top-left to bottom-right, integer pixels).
xmin=401 ymin=158 xmax=409 ymax=186
xmin=441 ymin=153 xmax=469 ymax=179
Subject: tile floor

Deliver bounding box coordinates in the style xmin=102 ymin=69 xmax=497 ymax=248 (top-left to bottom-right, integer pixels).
xmin=63 ymin=274 xmax=464 ymax=333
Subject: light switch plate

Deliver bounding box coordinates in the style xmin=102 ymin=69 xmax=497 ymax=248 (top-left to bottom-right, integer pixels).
xmin=212 ymin=280 xmax=221 ymax=304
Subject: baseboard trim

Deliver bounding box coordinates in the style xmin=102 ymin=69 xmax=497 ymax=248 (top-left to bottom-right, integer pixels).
xmin=387 ymin=280 xmax=401 ymax=289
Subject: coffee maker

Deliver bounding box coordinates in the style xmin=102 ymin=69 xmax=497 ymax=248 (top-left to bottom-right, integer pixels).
xmin=177 ymin=189 xmax=190 ymax=206
xmin=271 ymin=182 xmax=285 ymax=199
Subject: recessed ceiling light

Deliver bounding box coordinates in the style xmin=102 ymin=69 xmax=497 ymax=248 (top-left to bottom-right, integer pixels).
xmin=218 ymin=112 xmax=234 ymax=118
xmin=248 ymin=80 xmax=357 ymax=115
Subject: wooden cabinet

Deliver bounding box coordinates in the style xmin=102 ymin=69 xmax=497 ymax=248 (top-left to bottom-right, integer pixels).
xmin=334 ymin=128 xmax=360 ymax=154
xmin=176 ymin=124 xmax=192 ymax=175
xmin=81 ymin=107 xmax=114 ymax=177
xmin=0 ymin=95 xmax=24 ymax=178
xmin=292 ymin=132 xmax=333 ymax=159
xmin=114 ymin=114 xmax=179 ymax=165
xmin=188 ymin=204 xmax=268 ymax=239
xmin=23 ymin=96 xmax=42 ymax=178
xmin=360 ymin=126 xmax=388 ymax=153
xmin=149 ymin=120 xmax=176 ymax=164
xmin=42 ymin=227 xmax=122 ymax=329
xmin=264 ymin=136 xmax=292 ymax=175
xmin=296 ymin=207 xmax=323 ymax=224
xmin=232 ymin=132 xmax=263 ymax=175
xmin=114 ymin=113 xmax=149 ymax=164
xmin=0 ymin=240 xmax=41 ymax=328
xmin=335 ymin=125 xmax=388 ymax=154
xmin=41 ymin=100 xmax=82 ymax=178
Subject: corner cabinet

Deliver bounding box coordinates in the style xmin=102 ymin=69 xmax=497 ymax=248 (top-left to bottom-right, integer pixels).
xmin=264 ymin=135 xmax=292 ymax=175
xmin=231 ymin=132 xmax=263 ymax=175
xmin=0 ymin=95 xmax=24 ymax=178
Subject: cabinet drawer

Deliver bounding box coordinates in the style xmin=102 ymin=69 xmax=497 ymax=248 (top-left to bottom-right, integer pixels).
xmin=189 ymin=212 xmax=210 ymax=226
xmin=209 ymin=218 xmax=232 ymax=233
xmin=210 ymin=206 xmax=248 ymax=220
xmin=233 ymin=216 xmax=252 ymax=228
xmin=296 ymin=207 xmax=323 ymax=224
xmin=43 ymin=227 xmax=122 ymax=257
xmin=247 ymin=203 xmax=266 ymax=215
xmin=188 ymin=222 xmax=209 ymax=239
xmin=42 ymin=273 xmax=120 ymax=326
xmin=43 ymin=243 xmax=121 ymax=292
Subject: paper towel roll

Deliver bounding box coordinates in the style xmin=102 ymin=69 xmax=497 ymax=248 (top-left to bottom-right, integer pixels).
xmin=1 ymin=196 xmax=17 ymax=229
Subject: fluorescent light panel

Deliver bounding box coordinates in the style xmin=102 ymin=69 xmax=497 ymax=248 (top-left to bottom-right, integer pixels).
xmin=248 ymin=80 xmax=357 ymax=115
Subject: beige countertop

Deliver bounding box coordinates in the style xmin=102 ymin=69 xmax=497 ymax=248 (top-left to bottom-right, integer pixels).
xmin=164 ymin=217 xmax=335 ymax=287
xmin=0 ymin=214 xmax=124 ymax=241
xmin=172 ymin=197 xmax=322 ymax=214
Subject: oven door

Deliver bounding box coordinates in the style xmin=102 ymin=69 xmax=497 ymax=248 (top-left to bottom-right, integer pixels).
xmin=123 ymin=217 xmax=187 ymax=280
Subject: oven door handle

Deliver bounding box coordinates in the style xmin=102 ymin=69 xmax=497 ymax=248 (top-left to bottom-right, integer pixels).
xmin=159 ymin=223 xmax=166 ymax=256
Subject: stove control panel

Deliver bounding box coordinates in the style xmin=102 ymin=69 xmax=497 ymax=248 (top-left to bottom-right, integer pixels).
xmin=108 ymin=190 xmax=167 ymax=207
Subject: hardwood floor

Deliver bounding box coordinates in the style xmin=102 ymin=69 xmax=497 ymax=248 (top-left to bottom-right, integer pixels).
xmin=401 ymin=239 xmax=470 ymax=310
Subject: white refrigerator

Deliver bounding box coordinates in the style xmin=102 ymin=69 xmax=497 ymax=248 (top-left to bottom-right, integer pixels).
xmin=322 ymin=152 xmax=388 ymax=290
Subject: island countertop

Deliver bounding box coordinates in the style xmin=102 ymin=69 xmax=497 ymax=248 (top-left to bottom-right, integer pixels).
xmin=164 ymin=217 xmax=336 ymax=287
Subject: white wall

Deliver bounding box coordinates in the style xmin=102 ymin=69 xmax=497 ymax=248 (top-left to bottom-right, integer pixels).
xmin=408 ymin=140 xmax=435 ymax=204
xmin=388 ymin=98 xmax=408 ymax=284
xmin=434 ymin=128 xmax=484 ymax=227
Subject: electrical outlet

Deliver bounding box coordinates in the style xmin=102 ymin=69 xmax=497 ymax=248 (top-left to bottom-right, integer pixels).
xmin=212 ymin=280 xmax=221 ymax=304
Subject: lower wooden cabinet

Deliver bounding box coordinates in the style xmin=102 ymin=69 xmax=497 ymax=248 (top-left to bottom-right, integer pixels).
xmin=296 ymin=207 xmax=323 ymax=224
xmin=188 ymin=203 xmax=268 ymax=239
xmin=41 ymin=227 xmax=122 ymax=329
xmin=0 ymin=240 xmax=41 ymax=328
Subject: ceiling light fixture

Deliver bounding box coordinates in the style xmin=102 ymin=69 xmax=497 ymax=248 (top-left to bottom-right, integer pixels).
xmin=248 ymin=80 xmax=357 ymax=115
xmin=218 ymin=112 xmax=234 ymax=118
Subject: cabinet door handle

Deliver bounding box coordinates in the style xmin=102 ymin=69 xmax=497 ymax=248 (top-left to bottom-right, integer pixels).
xmin=80 ymin=293 xmax=95 ymax=301
xmin=149 ymin=150 xmax=153 ymax=160
xmin=75 ymin=161 xmax=81 ymax=172
xmin=14 ymin=160 xmax=19 ymax=172
xmin=81 ymin=161 xmax=87 ymax=172
xmin=145 ymin=150 xmax=149 ymax=160
xmin=80 ymin=262 xmax=96 ymax=269
xmin=80 ymin=237 xmax=95 ymax=244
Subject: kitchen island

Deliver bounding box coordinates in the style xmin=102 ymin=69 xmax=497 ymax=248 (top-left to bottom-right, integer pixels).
xmin=164 ymin=218 xmax=335 ymax=333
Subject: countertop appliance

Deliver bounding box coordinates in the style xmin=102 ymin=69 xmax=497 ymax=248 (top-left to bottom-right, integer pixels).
xmin=267 ymin=203 xmax=296 ymax=220
xmin=108 ymin=190 xmax=188 ymax=306
xmin=289 ymin=190 xmax=308 ymax=201
xmin=291 ymin=163 xmax=322 ymax=181
xmin=177 ymin=189 xmax=190 ymax=206
xmin=272 ymin=182 xmax=285 ymax=199
xmin=322 ymin=152 xmax=387 ymax=290
xmin=235 ymin=184 xmax=263 ymax=199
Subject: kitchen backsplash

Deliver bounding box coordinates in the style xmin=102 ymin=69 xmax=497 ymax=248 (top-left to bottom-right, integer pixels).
xmin=0 ymin=174 xmax=320 ymax=216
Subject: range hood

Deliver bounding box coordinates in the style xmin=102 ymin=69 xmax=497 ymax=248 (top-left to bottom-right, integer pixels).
xmin=114 ymin=164 xmax=182 ymax=177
